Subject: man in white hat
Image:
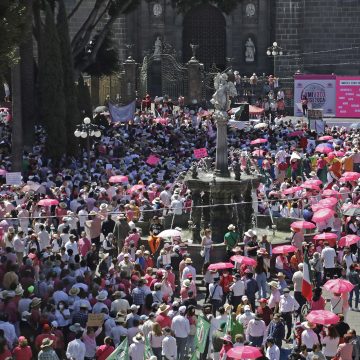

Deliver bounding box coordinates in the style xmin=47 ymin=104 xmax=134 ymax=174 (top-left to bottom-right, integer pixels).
xmin=129 ymin=333 xmax=145 ymax=360
xmin=224 ymin=224 xmax=240 ymax=259
xmin=181 ymin=258 xmax=196 ymax=281
xmin=171 ymin=306 xmax=190 ymax=360
xmin=279 ymin=288 xmax=299 ymax=340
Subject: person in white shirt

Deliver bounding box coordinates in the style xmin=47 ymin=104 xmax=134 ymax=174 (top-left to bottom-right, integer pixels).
xmin=111 ymin=291 xmax=130 ymax=314
xmin=110 ymin=317 xmax=128 ymax=346
xmin=0 ymin=315 xmax=17 ymax=349
xmin=170 ymin=195 xmax=183 ymax=215
xmin=321 ymin=241 xmax=337 ymax=282
xmin=236 ymin=305 xmax=255 ymax=331
xmin=343 ymin=247 xmax=357 ymax=274
xmin=181 ymin=259 xmax=196 ymax=281
xmin=301 ymin=321 xmax=319 ymax=350
xmin=265 ymin=338 xmax=280 ymax=360
xmin=129 ymin=333 xmax=145 ymax=360
xmin=38 ymin=225 xmax=50 ymax=251
xmin=331 ymin=293 xmax=344 ymax=315
xmin=162 ymin=327 xmax=177 ymax=360
xmin=208 ymin=278 xmax=223 ymax=316
xmin=65 ymin=235 xmax=79 ymax=256
xmin=66 ymin=332 xmax=86 ymax=360
xmin=229 ymin=273 xmax=245 ymax=309
xmin=13 ymin=230 xmax=25 ymax=264
xmin=171 ymin=306 xmax=190 ymax=360
xmin=320 ymin=324 xmax=340 ymax=359
xmin=279 ymin=288 xmax=299 ymax=340
xmin=246 ymin=313 xmax=267 ymax=346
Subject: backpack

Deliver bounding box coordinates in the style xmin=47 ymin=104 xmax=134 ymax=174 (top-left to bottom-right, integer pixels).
xmin=145 ymin=293 xmax=153 ymax=310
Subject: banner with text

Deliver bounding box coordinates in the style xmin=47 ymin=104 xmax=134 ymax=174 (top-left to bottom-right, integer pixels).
xmin=294 ymin=75 xmax=336 ymax=117
xmin=336 ymin=76 xmax=360 ymax=118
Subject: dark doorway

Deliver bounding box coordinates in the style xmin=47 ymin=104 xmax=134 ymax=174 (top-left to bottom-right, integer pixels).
xmin=183 ymin=4 xmax=226 ymax=70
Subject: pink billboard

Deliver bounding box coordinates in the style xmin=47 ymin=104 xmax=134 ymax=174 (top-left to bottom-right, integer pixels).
xmin=336 ymin=77 xmax=360 ymax=118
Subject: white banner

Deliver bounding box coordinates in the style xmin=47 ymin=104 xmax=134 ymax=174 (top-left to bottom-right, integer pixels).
xmin=294 ymin=75 xmax=336 ymax=117
xmin=6 ymin=172 xmax=22 ymax=185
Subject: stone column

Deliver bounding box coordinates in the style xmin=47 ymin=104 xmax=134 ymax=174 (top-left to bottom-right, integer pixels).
xmin=187 ymin=57 xmax=202 ymax=105
xmin=214 ymin=110 xmax=230 ymax=177
xmin=190 ymin=190 xmax=202 ymax=243
xmin=90 ymin=76 xmax=100 ymax=107
xmin=123 ymin=56 xmax=137 ymax=103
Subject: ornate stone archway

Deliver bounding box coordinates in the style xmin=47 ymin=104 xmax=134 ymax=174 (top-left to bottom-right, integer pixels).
xmin=182 ymin=4 xmax=226 ymax=70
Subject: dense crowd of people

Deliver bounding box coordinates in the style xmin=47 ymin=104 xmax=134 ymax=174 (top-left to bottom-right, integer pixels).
xmin=0 ymin=95 xmax=360 ymax=360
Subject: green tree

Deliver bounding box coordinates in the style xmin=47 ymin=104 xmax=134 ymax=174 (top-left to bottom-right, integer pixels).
xmin=38 ymin=3 xmax=67 ymax=160
xmin=57 ymin=0 xmax=80 ymax=156
xmin=0 ymin=0 xmax=27 ymax=78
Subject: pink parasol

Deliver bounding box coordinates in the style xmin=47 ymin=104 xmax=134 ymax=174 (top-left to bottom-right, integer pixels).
xmin=153 ymin=117 xmax=168 ymax=125
xmin=324 ymin=279 xmax=354 ymax=293
xmin=341 ymin=172 xmax=360 ymax=181
xmin=208 ymin=262 xmax=234 ymax=271
xmin=306 ymin=310 xmax=340 ymax=325
xmin=312 ymin=208 xmax=335 ymax=223
xmin=322 ymin=189 xmax=341 ymax=199
xmin=288 ymin=130 xmax=304 ymax=137
xmin=311 ymin=204 xmax=325 ymax=212
xmin=315 ymin=144 xmax=332 ymax=154
xmin=129 ymin=184 xmax=146 ymax=193
xmin=338 ymin=234 xmax=360 ymax=248
xmin=301 ymin=183 xmax=321 ymax=191
xmin=252 ymin=149 xmax=265 ymax=157
xmin=0 ymin=169 xmax=7 ymax=176
xmin=313 ymin=232 xmax=338 ymax=241
xmin=109 ymin=175 xmax=129 ymax=184
xmin=227 ymin=346 xmax=262 ymax=359
xmin=304 ymin=179 xmax=323 ymax=186
xmin=250 ymin=138 xmax=268 ymax=145
xmin=272 ymin=245 xmax=298 ymax=254
xmin=291 ymin=220 xmax=316 ymax=230
xmin=282 ymin=186 xmax=303 ymax=195
xmin=249 ymin=105 xmax=265 ymax=115
xmin=38 ymin=199 xmax=59 ymax=207
xmin=318 ymin=197 xmax=338 ymax=208
xmin=318 ymin=135 xmax=333 ymax=141
xmin=230 ymin=255 xmax=257 ymax=266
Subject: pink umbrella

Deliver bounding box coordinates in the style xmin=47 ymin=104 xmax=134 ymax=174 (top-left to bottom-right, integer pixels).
xmin=38 ymin=199 xmax=59 ymax=207
xmin=311 ymin=204 xmax=325 ymax=212
xmin=288 ymin=130 xmax=304 ymax=137
xmin=341 ymin=172 xmax=360 ymax=181
xmin=329 ymin=150 xmax=345 ymax=157
xmin=301 ymin=183 xmax=321 ymax=191
xmin=208 ymin=262 xmax=234 ymax=271
xmin=318 ymin=197 xmax=338 ymax=208
xmin=318 ymin=135 xmax=333 ymax=141
xmin=291 ymin=221 xmax=316 ymax=230
xmin=304 ymin=179 xmax=323 ymax=186
xmin=230 ymin=255 xmax=257 ymax=266
xmin=283 ymin=186 xmax=303 ymax=195
xmin=324 ymin=279 xmax=354 ymax=293
xmin=312 ymin=208 xmax=335 ymax=223
xmin=315 ymin=144 xmax=332 ymax=154
xmin=306 ymin=310 xmax=340 ymax=325
xmin=252 ymin=150 xmax=265 ymax=157
xmin=153 ymin=117 xmax=168 ymax=125
xmin=0 ymin=169 xmax=7 ymax=176
xmin=250 ymin=138 xmax=268 ymax=145
xmin=129 ymin=184 xmax=145 ymax=193
xmin=227 ymin=346 xmax=262 ymax=359
xmin=272 ymin=245 xmax=298 ymax=254
xmin=322 ymin=189 xmax=341 ymax=199
xmin=313 ymin=233 xmax=338 ymax=241
xmin=338 ymin=234 xmax=360 ymax=248
xmin=109 ymin=175 xmax=129 ymax=184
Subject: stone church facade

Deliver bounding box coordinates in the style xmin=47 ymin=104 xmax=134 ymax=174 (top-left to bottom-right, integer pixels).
xmin=65 ymin=0 xmax=360 ymax=79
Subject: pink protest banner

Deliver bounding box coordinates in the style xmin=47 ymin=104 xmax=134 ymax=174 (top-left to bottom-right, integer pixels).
xmin=336 ymin=76 xmax=360 ymax=118
xmin=146 ymin=155 xmax=160 ymax=166
xmin=194 ymin=148 xmax=208 ymax=159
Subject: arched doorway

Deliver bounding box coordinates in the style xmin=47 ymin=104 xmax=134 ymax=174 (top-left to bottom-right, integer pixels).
xmin=183 ymin=4 xmax=226 ymax=70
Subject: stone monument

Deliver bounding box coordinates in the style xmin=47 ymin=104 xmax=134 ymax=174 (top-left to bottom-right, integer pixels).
xmin=185 ymin=72 xmax=259 ymax=243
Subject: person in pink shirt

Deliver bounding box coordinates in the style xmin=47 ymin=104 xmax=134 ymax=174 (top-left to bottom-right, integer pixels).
xmin=164 ymin=265 xmax=176 ymax=293
xmin=124 ymin=229 xmax=140 ymax=248
xmin=309 ymin=288 xmax=326 ymax=311
xmin=12 ymin=336 xmax=32 ymax=360
xmin=95 ymin=336 xmax=115 ymax=360
xmin=155 ymin=304 xmax=172 ymax=328
xmin=78 ymin=232 xmax=92 ymax=257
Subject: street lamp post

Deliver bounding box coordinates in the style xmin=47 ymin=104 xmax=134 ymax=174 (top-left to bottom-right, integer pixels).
xmin=74 ymin=117 xmax=102 ymax=172
xmin=266 ymin=41 xmax=284 ymax=76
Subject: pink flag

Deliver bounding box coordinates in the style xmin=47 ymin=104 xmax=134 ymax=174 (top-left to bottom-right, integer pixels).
xmin=194 ymin=148 xmax=208 ymax=159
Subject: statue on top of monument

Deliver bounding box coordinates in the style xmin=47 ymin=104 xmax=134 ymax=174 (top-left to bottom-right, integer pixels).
xmin=245 ymin=37 xmax=256 ymax=63
xmin=211 ymin=73 xmax=238 ymax=112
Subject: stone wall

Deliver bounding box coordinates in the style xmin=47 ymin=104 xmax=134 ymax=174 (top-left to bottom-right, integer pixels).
xmin=274 ymin=0 xmax=360 ymax=76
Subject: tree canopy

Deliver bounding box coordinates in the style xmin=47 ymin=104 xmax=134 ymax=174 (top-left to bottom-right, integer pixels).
xmin=0 ymin=0 xmax=28 ymax=78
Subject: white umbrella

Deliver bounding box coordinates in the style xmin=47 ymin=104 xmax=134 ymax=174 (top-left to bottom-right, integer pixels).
xmin=158 ymin=229 xmax=182 ymax=238
xmin=254 ymin=122 xmax=268 ymax=129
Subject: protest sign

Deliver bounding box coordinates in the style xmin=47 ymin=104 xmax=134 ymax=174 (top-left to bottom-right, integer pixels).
xmin=194 ymin=148 xmax=208 ymax=159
